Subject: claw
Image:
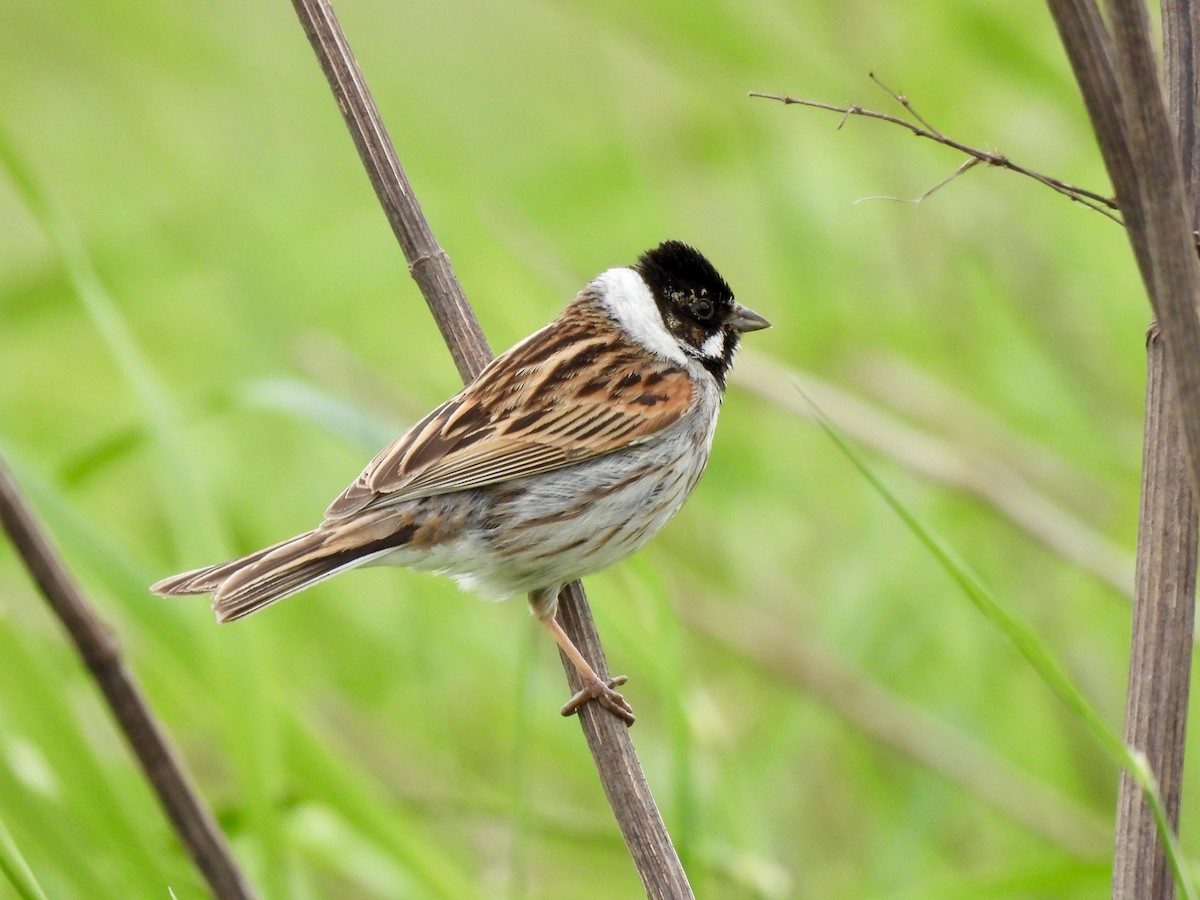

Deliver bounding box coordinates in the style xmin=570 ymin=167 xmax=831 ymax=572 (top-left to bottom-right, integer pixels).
xmin=561 ymin=674 xmax=634 ymax=725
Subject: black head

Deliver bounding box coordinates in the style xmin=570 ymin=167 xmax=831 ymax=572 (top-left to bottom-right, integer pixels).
xmin=634 ymin=241 xmax=769 ymax=387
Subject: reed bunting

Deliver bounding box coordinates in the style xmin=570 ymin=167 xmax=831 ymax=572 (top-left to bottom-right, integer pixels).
xmin=152 ymin=240 xmax=769 ymax=724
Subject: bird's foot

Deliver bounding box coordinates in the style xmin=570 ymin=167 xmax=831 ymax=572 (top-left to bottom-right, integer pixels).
xmin=560 ymin=674 xmax=634 ymax=725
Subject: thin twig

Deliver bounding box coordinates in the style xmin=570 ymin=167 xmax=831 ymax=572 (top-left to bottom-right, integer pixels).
xmin=286 ymin=0 xmax=691 ymax=896
xmin=870 ymin=71 xmax=944 ymax=137
xmin=0 ymin=458 xmax=255 ymax=899
xmin=853 ymin=157 xmax=982 ymax=206
xmin=749 ymin=79 xmax=1124 ymax=225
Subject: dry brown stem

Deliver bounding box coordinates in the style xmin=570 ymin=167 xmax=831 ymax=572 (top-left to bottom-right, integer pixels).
xmin=1114 ymin=324 xmax=1197 ymax=899
xmin=0 ymin=459 xmax=255 ymax=899
xmin=286 ymin=0 xmax=692 ymax=896
xmin=1046 ymin=1 xmax=1200 ymax=896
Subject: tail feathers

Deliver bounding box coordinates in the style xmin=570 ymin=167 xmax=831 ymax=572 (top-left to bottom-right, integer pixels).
xmin=150 ymin=535 xmax=299 ymax=597
xmin=151 ymin=521 xmax=407 ymax=622
xmin=214 ymin=529 xmax=377 ymax=622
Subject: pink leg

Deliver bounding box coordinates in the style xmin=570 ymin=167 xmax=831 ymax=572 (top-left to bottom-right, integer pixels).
xmin=541 ymin=615 xmax=634 ymax=725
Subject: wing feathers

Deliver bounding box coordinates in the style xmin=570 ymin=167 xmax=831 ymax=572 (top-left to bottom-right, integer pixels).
xmin=325 ymin=298 xmax=694 ymax=520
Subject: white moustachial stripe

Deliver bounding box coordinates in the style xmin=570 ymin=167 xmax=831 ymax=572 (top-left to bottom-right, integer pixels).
xmin=698 ymin=329 xmax=726 ymax=361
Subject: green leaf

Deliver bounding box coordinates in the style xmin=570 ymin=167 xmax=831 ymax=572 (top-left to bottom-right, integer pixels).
xmin=0 ymin=815 xmax=49 ymax=900
xmin=797 ymin=378 xmax=1195 ymax=900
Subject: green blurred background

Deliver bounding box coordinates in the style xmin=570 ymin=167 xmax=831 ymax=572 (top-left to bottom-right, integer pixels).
xmin=0 ymin=1 xmax=1167 ymax=897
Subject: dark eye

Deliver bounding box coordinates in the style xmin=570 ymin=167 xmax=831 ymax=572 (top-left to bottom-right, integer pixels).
xmin=691 ymin=298 xmax=714 ymax=321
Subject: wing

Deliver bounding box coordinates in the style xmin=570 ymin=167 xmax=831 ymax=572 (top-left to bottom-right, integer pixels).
xmin=324 ymin=310 xmax=694 ymax=520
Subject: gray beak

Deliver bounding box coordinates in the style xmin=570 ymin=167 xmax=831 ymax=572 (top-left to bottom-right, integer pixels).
xmin=727 ymin=304 xmax=771 ymax=333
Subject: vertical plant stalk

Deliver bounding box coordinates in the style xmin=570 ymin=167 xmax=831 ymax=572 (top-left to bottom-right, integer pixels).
xmin=1164 ymin=1 xmax=1200 ymax=201
xmin=1047 ymin=1 xmax=1199 ymax=896
xmin=286 ymin=1 xmax=692 ymax=896
xmin=1103 ymin=0 xmax=1200 ymax=477
xmin=286 ymin=0 xmax=490 ymax=384
xmin=1113 ymin=5 xmax=1200 ymax=898
xmin=1115 ymin=325 xmax=1197 ymax=899
xmin=0 ymin=459 xmax=256 ymax=900
xmin=1048 ymin=0 xmax=1200 ymax=463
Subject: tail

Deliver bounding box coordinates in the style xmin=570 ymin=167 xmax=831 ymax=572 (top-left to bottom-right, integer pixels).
xmin=150 ymin=518 xmax=409 ymax=622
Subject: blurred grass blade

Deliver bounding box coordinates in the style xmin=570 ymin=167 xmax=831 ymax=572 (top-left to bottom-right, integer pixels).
xmin=58 ymin=426 xmax=146 ymax=488
xmin=56 ymin=378 xmax=396 ymax=488
xmin=0 ymin=440 xmax=197 ymax=653
xmin=288 ymin=723 xmax=479 ymax=899
xmin=0 ymin=128 xmax=282 ymax=885
xmin=0 ymin=815 xmax=48 ymax=900
xmin=237 ymin=377 xmax=397 ymax=451
xmin=0 ymin=122 xmax=219 ymax=561
xmin=796 ymin=379 xmax=1196 ymax=900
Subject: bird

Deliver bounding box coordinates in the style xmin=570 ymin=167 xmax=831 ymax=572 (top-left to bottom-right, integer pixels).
xmin=151 ymin=240 xmax=769 ymax=724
